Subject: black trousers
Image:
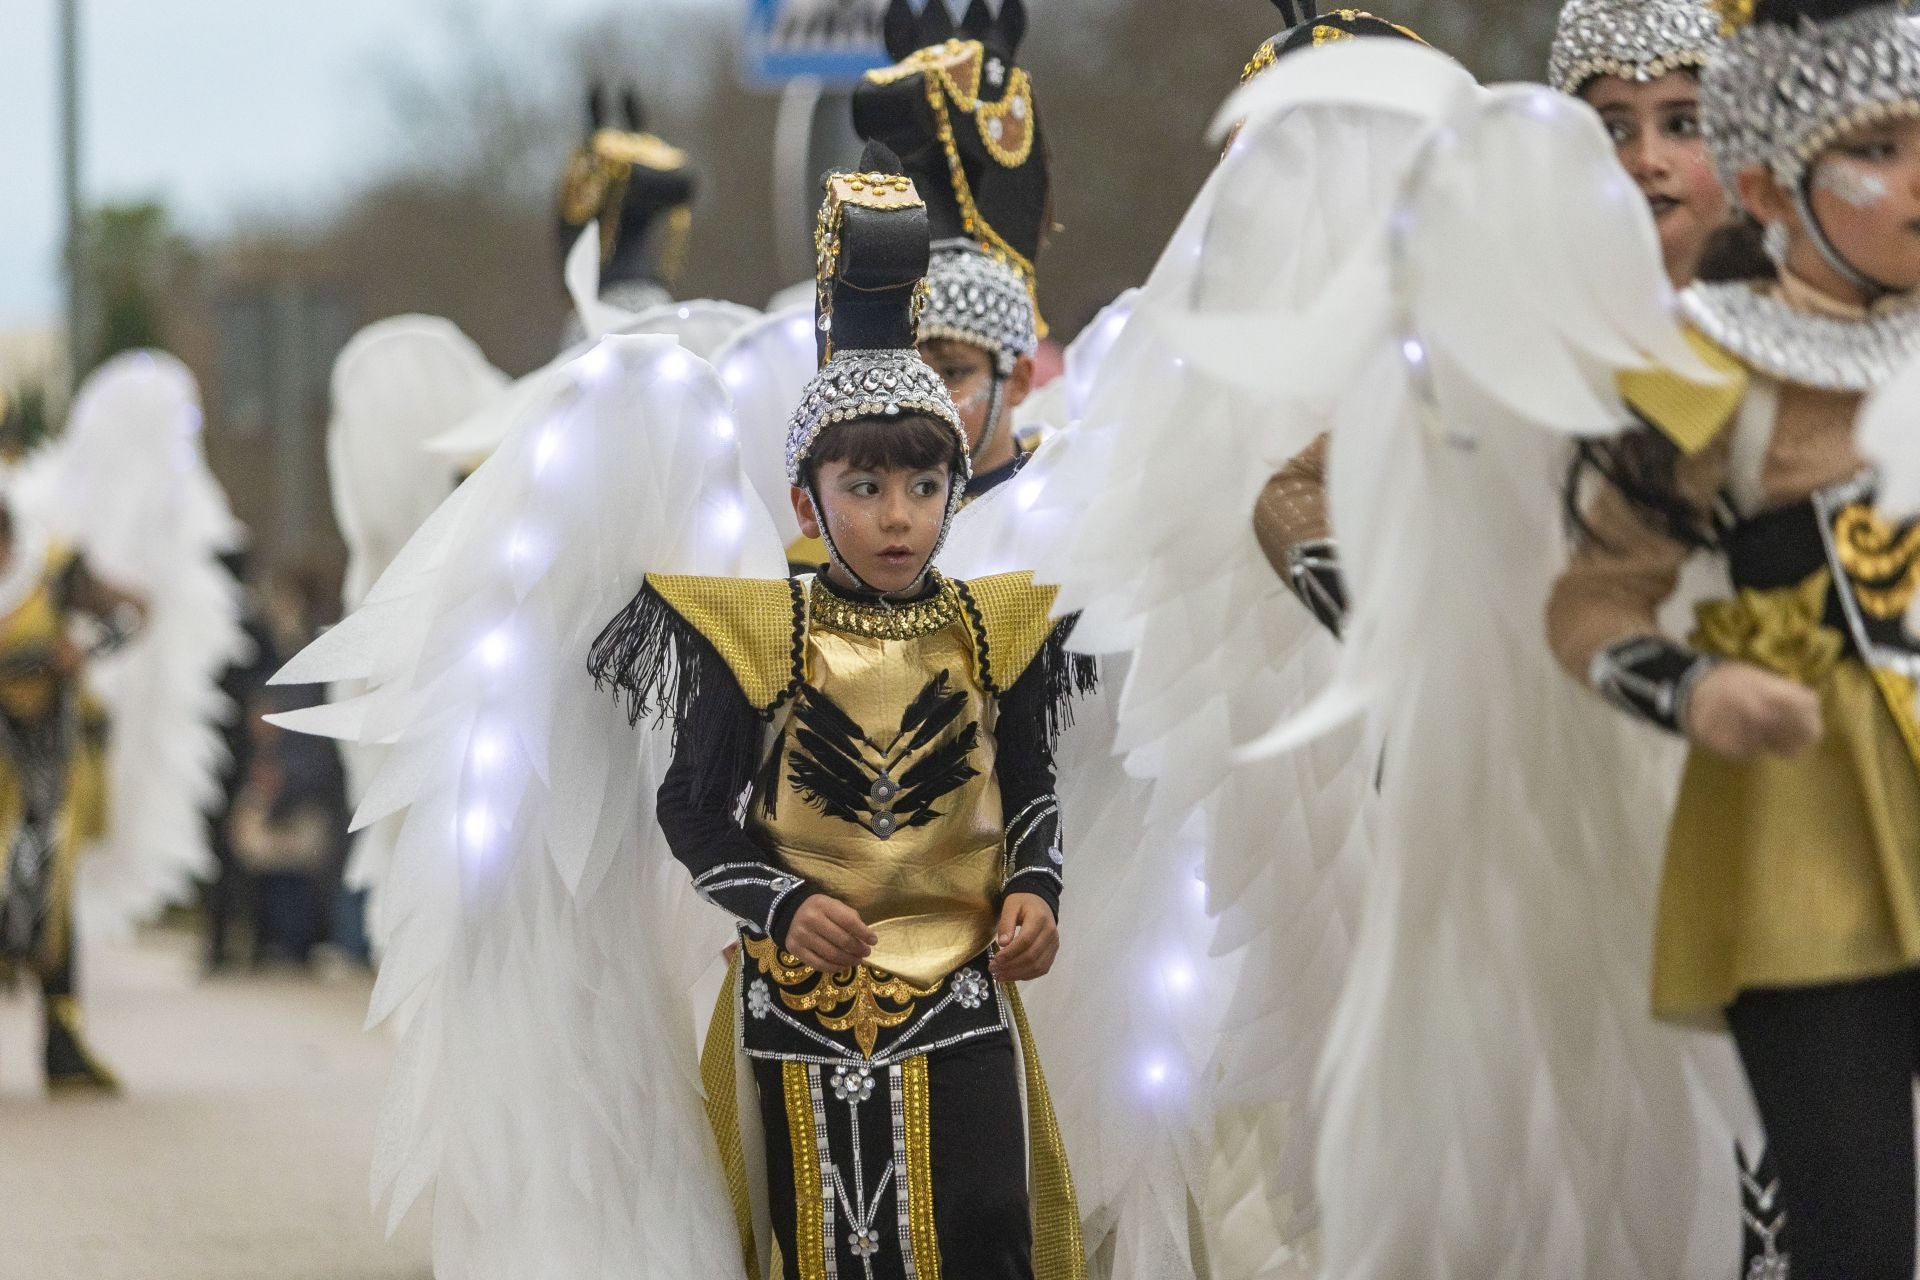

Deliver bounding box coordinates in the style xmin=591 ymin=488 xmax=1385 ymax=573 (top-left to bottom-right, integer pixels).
xmin=753 ymin=1033 xmax=1033 ymax=1280
xmin=1728 ymin=967 xmax=1920 ymax=1280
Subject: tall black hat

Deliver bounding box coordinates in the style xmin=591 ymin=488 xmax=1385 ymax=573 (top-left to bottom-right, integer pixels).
xmin=556 ymin=85 xmax=698 ymax=291
xmin=852 ymin=1 xmax=1049 ymax=329
xmin=785 ymin=142 xmax=971 ymax=590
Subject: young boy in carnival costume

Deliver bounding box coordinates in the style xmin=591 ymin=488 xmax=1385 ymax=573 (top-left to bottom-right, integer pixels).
xmin=590 ymin=149 xmax=1093 ymax=1280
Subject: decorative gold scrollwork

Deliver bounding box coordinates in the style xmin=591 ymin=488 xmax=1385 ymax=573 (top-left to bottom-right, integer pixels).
xmin=744 ymin=935 xmax=942 ymax=1059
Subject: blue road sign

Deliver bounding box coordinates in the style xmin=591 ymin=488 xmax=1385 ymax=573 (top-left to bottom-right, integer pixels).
xmin=743 ymin=0 xmax=894 ymax=87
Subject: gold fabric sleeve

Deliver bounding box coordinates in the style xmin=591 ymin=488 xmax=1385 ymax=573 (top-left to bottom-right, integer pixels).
xmin=1251 ymin=432 xmax=1330 ymax=581
xmin=644 ymin=574 xmax=803 ymax=713
xmin=1006 ymin=986 xmax=1089 ymax=1280
xmin=1616 ymin=328 xmax=1748 ymax=456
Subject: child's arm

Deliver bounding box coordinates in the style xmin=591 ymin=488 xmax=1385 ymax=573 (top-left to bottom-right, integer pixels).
xmin=988 ymin=635 xmax=1067 ymax=981
xmin=654 ymin=666 xmax=820 ymax=949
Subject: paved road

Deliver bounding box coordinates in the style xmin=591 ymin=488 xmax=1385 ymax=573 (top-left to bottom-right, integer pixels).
xmin=0 ymin=930 xmax=432 ymax=1280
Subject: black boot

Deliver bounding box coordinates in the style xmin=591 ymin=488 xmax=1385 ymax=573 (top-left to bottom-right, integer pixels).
xmin=41 ymin=945 xmax=120 ymax=1096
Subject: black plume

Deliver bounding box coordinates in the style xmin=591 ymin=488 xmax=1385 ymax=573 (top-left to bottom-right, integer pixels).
xmin=1272 ymin=0 xmax=1317 ymax=24
xmin=960 ymin=0 xmax=995 ymax=38
xmin=997 ymin=0 xmax=1028 ymax=53
xmin=1753 ymin=0 xmax=1898 ymax=23
xmin=621 ymin=89 xmax=647 ymax=133
xmin=858 ymin=138 xmax=904 ymax=176
xmin=884 ymin=0 xmax=958 ymax=59
xmin=587 ymin=83 xmax=607 ymax=132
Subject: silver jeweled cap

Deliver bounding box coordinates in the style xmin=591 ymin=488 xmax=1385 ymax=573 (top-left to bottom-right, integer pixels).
xmin=783 ymin=349 xmax=970 ymax=489
xmin=1549 ymin=0 xmax=1723 ymax=94
xmin=917 ymin=240 xmax=1039 ymax=375
xmin=1701 ymin=0 xmax=1920 ymax=190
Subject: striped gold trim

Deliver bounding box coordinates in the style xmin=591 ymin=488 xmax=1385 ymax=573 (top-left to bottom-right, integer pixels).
xmin=783 ymin=1061 xmax=828 ymax=1280
xmin=699 ymin=958 xmax=760 ymax=1280
xmin=901 ymin=1055 xmax=943 ymax=1279
xmin=1005 ymin=986 xmax=1087 ymax=1280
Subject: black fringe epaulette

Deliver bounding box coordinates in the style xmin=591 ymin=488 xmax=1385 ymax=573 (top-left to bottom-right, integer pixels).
xmin=587 ymin=580 xmax=709 ymax=730
xmin=1033 ymin=615 xmax=1101 ymax=750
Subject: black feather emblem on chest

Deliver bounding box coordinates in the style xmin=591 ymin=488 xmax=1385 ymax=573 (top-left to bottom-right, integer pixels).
xmin=785 ymin=670 xmax=981 ymax=839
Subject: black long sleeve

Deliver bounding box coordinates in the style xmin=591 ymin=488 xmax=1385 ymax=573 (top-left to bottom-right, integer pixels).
xmin=653 ymin=641 xmax=820 ymax=945
xmin=993 ymin=639 xmax=1066 ymax=920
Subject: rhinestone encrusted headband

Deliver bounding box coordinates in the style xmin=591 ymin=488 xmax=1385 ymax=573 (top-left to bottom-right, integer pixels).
xmin=917 ymin=241 xmax=1039 ymax=375
xmin=783 ymin=349 xmax=971 ymax=488
xmin=1548 ymin=0 xmax=1722 ymax=94
xmin=1701 ymin=1 xmax=1920 ymax=190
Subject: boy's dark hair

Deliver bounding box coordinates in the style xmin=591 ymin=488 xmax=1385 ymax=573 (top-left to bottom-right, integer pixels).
xmin=804 ymin=413 xmax=961 ymax=484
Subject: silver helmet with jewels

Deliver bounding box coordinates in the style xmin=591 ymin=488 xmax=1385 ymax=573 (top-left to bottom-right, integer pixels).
xmin=917 ymin=240 xmax=1039 ymax=376
xmin=1548 ymin=0 xmax=1723 ymax=95
xmin=1700 ymin=0 xmax=1920 ymax=191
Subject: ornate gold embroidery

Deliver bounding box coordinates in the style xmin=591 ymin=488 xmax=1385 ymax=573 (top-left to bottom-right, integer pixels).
xmin=1713 ymin=0 xmax=1757 ymax=35
xmin=744 ymin=936 xmax=942 ymax=1059
xmin=700 ymin=962 xmax=760 ymax=1280
xmin=813 ymin=172 xmax=926 ymax=360
xmin=809 ymin=574 xmax=961 ymax=641
xmin=901 ymin=1056 xmax=942 ymax=1278
xmin=558 ymin=129 xmax=692 ymax=263
xmin=1239 ymin=40 xmax=1279 ymax=84
xmin=1691 ymin=569 xmax=1844 ymax=685
xmin=783 ymin=1061 xmax=828 ymax=1280
xmin=1833 ymin=504 xmax=1920 ymax=619
xmin=866 ymin=39 xmax=1046 ymax=335
xmin=1312 ymin=24 xmax=1355 ymax=44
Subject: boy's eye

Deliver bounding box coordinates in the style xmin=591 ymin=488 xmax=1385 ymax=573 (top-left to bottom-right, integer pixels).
xmin=1605 ymin=119 xmax=1634 ymax=146
xmin=912 ymin=479 xmax=943 ymax=497
xmin=849 ymin=480 xmax=879 ymax=497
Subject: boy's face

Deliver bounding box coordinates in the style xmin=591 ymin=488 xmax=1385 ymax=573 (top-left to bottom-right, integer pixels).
xmin=918 ymin=337 xmax=1032 ymax=451
xmin=793 ymin=459 xmax=953 ymax=593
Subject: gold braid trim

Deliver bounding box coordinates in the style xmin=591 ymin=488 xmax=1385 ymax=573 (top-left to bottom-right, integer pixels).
xmin=1005 ymin=986 xmax=1087 ymax=1280
xmin=956 ymin=571 xmax=1061 ymax=695
xmin=900 ymin=1055 xmax=943 ymax=1278
xmin=783 ymin=1062 xmax=829 ymax=1280
xmin=700 ymin=959 xmax=760 ymax=1280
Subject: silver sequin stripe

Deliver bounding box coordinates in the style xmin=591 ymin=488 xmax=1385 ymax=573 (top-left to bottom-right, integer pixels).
xmin=1682 ymin=280 xmax=1920 ymax=393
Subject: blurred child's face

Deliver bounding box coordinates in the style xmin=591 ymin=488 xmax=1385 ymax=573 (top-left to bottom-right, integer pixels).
xmin=1803 ymin=116 xmax=1920 ymax=293
xmin=793 ymin=459 xmax=953 ymax=594
xmin=1582 ymin=72 xmax=1727 ymax=286
xmin=919 ymin=337 xmax=1032 ymax=452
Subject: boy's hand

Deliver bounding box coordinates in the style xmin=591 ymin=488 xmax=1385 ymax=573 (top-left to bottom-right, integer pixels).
xmin=1687 ymin=661 xmax=1823 ymax=760
xmin=785 ymin=895 xmax=877 ymax=974
xmin=989 ymin=893 xmax=1058 ymax=982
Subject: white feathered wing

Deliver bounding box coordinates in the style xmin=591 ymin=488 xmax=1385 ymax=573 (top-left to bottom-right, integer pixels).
xmin=270 ymin=335 xmax=786 ymax=1277
xmin=26 ymin=351 xmax=247 ymax=941
xmin=1198 ymin=43 xmax=1744 ymax=1279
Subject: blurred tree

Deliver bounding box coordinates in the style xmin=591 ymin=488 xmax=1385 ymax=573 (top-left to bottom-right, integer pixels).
xmin=78 ymin=201 xmax=195 ymax=377
xmin=0 ymin=381 xmax=54 ymax=459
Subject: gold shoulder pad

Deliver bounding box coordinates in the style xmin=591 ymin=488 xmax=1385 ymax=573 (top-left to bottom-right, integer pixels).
xmin=1616 ymin=327 xmax=1749 ymax=456
xmin=956 ymin=571 xmax=1062 ymax=695
xmin=644 ymin=574 xmax=802 ymax=714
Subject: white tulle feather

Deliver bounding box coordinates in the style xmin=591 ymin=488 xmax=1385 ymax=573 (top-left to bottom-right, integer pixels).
xmin=27 ymin=351 xmax=247 ymax=942
xmin=270 ymin=334 xmax=787 ymax=1276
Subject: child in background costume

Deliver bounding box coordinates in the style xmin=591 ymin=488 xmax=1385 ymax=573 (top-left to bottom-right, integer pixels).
xmin=590 ymin=154 xmax=1092 ymax=1280
xmin=1549 ymin=1 xmax=1920 ymax=1275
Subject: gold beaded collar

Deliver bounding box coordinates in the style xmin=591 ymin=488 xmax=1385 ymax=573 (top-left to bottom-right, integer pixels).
xmin=809 ymin=573 xmax=962 ymax=641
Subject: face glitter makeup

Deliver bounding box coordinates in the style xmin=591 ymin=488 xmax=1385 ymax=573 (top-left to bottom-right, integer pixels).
xmin=1816 ymin=158 xmax=1892 ymax=209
